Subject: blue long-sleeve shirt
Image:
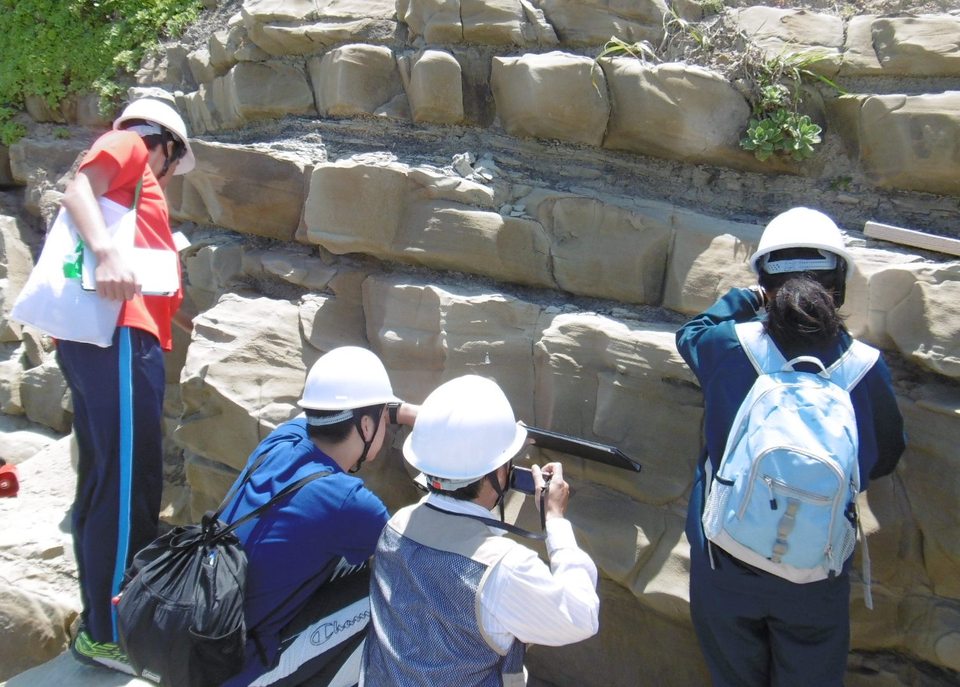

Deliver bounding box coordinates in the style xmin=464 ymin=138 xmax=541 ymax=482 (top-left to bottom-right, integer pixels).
xmin=219 ymin=418 xmax=389 ymax=687
xmin=675 ymin=287 xmax=906 ymax=558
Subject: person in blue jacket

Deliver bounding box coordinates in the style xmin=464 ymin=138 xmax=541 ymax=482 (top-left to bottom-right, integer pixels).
xmin=675 ymin=207 xmax=905 ymax=687
xmin=219 ymin=346 xmax=417 ymax=687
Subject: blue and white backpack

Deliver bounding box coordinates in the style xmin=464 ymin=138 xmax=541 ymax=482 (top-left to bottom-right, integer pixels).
xmin=701 ymin=321 xmax=879 ymax=605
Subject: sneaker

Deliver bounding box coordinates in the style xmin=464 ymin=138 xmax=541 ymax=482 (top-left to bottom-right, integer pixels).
xmin=72 ymin=629 xmax=138 ymax=677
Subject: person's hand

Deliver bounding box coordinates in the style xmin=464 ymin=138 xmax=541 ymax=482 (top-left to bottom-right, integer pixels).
xmin=532 ymin=462 xmax=569 ymax=521
xmin=746 ymin=285 xmax=767 ymax=309
xmin=94 ymin=247 xmax=140 ymax=301
xmin=395 ymin=402 xmax=420 ymax=426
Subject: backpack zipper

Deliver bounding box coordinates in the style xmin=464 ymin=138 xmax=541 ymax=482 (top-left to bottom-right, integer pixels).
xmin=762 ymin=475 xmax=832 ymax=510
xmin=740 ymin=446 xmax=844 ymax=523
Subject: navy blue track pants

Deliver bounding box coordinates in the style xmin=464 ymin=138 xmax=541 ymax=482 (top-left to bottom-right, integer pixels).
xmin=57 ymin=326 xmax=165 ymax=643
xmin=686 ymin=463 xmax=852 ymax=687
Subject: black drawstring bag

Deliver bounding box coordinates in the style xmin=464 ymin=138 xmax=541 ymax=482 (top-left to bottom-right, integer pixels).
xmin=116 ymin=450 xmax=330 ymax=687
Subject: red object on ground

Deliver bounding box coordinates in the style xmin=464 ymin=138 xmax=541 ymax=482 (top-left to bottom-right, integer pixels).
xmin=0 ymin=464 xmax=19 ymax=497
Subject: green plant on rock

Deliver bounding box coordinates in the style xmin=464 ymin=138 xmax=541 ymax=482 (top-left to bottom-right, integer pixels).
xmin=742 ymin=110 xmax=821 ymax=162
xmin=0 ymin=106 xmax=26 ymax=146
xmin=0 ymin=0 xmax=202 ymax=130
xmin=590 ymin=15 xmax=842 ymax=165
xmin=736 ymin=50 xmax=841 ymax=163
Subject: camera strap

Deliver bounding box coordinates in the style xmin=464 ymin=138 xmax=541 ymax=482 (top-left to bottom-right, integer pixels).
xmin=423 ymin=503 xmax=546 ymax=541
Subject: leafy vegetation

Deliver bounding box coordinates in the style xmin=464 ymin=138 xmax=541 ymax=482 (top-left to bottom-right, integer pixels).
xmin=0 ymin=0 xmax=202 ymax=144
xmin=592 ymin=8 xmax=844 ymax=163
xmin=735 ymin=50 xmax=841 ymax=162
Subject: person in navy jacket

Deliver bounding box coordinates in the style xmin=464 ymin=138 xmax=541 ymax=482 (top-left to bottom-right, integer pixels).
xmin=675 ymin=207 xmax=905 ymax=687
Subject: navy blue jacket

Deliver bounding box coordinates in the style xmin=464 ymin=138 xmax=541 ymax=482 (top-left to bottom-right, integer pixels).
xmin=676 ymin=287 xmax=905 ymax=561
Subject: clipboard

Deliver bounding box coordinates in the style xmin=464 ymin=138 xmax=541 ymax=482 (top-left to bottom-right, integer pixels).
xmin=82 ymin=246 xmax=180 ymax=296
xmin=522 ymin=424 xmax=642 ymax=472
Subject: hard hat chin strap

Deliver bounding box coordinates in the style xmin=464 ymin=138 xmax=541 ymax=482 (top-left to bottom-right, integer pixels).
xmin=487 ymin=472 xmax=506 ymax=522
xmin=349 ymin=407 xmax=384 ymax=474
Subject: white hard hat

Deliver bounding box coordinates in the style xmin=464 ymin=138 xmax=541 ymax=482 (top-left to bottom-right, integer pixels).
xmin=404 ymin=375 xmax=527 ymax=488
xmin=113 ymin=98 xmax=195 ymax=175
xmin=749 ymin=207 xmax=854 ymax=277
xmin=298 ymin=346 xmax=399 ymax=411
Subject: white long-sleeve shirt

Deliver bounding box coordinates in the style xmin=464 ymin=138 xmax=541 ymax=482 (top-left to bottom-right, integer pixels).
xmin=425 ymin=493 xmax=600 ymax=651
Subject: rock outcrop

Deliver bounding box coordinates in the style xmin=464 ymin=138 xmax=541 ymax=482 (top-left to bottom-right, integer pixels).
xmin=2 ymin=0 xmax=959 ymax=685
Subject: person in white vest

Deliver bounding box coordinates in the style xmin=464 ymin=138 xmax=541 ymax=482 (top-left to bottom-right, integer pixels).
xmin=360 ymin=374 xmax=600 ymax=686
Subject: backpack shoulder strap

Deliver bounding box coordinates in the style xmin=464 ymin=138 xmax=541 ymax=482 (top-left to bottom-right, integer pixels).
xmin=734 ymin=321 xmax=785 ymax=375
xmin=827 ymin=340 xmax=879 ymax=391
xmin=212 ymin=468 xmax=334 ymax=542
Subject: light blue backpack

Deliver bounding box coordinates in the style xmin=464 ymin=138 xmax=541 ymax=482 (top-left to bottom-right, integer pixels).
xmin=702 ymin=321 xmax=878 ymax=604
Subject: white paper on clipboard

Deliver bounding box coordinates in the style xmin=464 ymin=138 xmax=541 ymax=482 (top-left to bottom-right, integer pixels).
xmin=82 ymin=245 xmax=180 ymax=296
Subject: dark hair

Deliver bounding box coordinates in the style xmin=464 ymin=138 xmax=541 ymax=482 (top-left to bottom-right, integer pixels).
xmin=427 ymin=478 xmax=484 ymax=501
xmin=762 ymin=275 xmax=846 ymax=345
xmin=305 ymin=404 xmax=383 ymax=443
xmin=117 ymin=118 xmax=186 ymax=170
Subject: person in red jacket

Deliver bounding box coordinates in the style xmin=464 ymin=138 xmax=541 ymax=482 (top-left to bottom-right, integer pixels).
xmin=60 ymin=97 xmax=195 ymax=674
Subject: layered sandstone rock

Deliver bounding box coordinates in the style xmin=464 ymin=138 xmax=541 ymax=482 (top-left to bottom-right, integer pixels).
xmin=3 ymin=0 xmax=960 ymax=684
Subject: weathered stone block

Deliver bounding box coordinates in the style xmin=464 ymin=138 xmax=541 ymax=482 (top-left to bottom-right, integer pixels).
xmin=0 ymin=343 xmax=24 ymax=415
xmin=491 ymin=52 xmax=609 ymax=146
xmin=24 ymin=96 xmax=67 ymax=124
xmin=363 ymin=275 xmax=544 ymax=418
xmin=461 ymin=0 xmax=528 ymax=46
xmin=858 ymin=92 xmax=960 ymax=196
xmin=187 ymin=48 xmax=217 ymax=86
xmin=20 ymin=360 xmax=70 ymax=433
xmin=898 ymin=394 xmax=960 ymax=599
xmin=176 ymin=294 xmax=305 ymax=470
xmin=243 ymin=0 xmax=397 ymax=55
xmin=8 ymin=138 xmax=86 ymax=188
xmin=534 ymin=312 xmax=702 ymax=505
xmin=873 ymin=17 xmax=960 ymax=76
xmin=182 ymin=236 xmax=246 ymax=310
xmin=0 ymin=215 xmax=34 ymax=342
xmin=601 ymin=60 xmax=751 ymax=167
xmin=167 ymin=140 xmax=309 ymax=242
xmin=397 ymin=200 xmax=554 ymax=288
xmin=840 ymin=245 xmax=921 ymax=345
xmin=841 ymin=15 xmax=885 ymax=75
xmin=299 ymin=272 xmax=370 ymax=357
xmin=539 ymin=0 xmax=667 ymax=46
xmin=302 ymin=160 xmax=411 ymax=253
xmin=531 ymin=195 xmax=672 ymax=305
xmin=406 ymin=50 xmax=465 ymax=125
xmin=208 ymin=28 xmax=240 ymax=75
xmin=302 ymin=159 xmax=551 ymax=287
xmin=397 ymin=0 xmax=463 ymax=43
xmin=182 ymin=85 xmax=217 ymax=136
xmin=662 ymin=212 xmax=762 ymax=315
xmin=309 ymin=44 xmax=404 ymax=118
xmin=730 ymin=7 xmax=843 ymax=76
xmin=216 ymin=61 xmax=316 ymax=125
xmin=887 ymin=266 xmax=960 ymax=377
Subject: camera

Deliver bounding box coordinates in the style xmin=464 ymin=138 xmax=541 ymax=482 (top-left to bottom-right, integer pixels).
xmin=508 ymin=466 xmax=536 ymax=495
